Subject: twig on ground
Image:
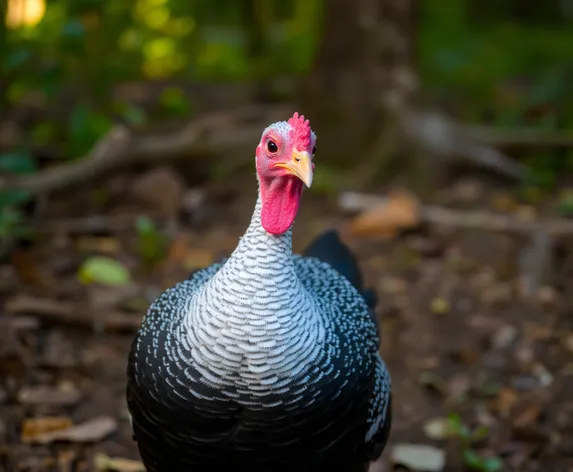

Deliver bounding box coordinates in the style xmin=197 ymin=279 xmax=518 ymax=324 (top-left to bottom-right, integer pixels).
xmin=404 ymin=111 xmax=526 ymax=181
xmin=0 ymin=105 xmax=289 ymax=196
xmin=339 ymin=191 xmax=573 ymax=235
xmin=30 ymin=212 xmax=165 ymax=235
xmin=6 ymin=295 xmax=141 ymax=333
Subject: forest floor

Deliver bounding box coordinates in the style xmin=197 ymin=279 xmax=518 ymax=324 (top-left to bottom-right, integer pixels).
xmin=1 ymin=168 xmax=573 ymax=472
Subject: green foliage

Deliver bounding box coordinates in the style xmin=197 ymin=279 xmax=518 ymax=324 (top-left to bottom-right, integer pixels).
xmin=447 ymin=413 xmax=502 ymax=472
xmin=135 ymin=215 xmax=168 ymax=267
xmin=0 ymin=151 xmax=37 ymax=239
xmin=68 ymin=106 xmax=113 ymax=157
xmin=0 ymin=152 xmax=37 ymax=174
xmin=3 ymin=0 xmax=319 ymax=163
xmin=420 ymin=0 xmax=573 ymax=187
xmin=159 ymin=86 xmax=191 ymax=116
xmin=78 ymin=256 xmax=132 ymax=286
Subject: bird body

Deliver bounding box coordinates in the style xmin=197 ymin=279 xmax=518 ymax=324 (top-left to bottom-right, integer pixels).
xmin=127 ymin=113 xmax=391 ymax=472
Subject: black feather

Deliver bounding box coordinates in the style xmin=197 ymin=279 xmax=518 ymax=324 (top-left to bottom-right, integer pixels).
xmin=303 ymin=230 xmax=365 ymax=293
xmin=304 ymin=229 xmax=379 ymax=330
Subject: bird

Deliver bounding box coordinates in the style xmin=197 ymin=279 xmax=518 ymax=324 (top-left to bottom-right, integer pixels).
xmin=126 ymin=112 xmax=392 ymax=472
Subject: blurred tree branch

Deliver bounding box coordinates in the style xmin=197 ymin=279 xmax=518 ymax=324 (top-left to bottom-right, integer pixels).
xmin=0 ymin=105 xmax=289 ymax=195
xmin=340 ymin=190 xmax=573 ymax=235
xmin=7 ymin=101 xmax=570 ymax=197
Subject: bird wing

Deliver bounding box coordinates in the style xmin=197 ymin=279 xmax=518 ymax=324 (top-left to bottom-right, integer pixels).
xmin=302 ymin=229 xmax=391 ymax=461
xmin=303 ymin=229 xmax=379 ymax=329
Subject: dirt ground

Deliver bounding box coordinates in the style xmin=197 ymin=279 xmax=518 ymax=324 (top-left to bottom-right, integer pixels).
xmin=1 ymin=171 xmax=573 ymax=472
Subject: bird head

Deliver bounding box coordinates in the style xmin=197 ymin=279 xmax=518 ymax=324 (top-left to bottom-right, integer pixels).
xmin=256 ymin=112 xmax=317 ymax=236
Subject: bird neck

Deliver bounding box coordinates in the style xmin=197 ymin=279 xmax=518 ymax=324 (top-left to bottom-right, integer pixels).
xmin=233 ymin=193 xmax=295 ymax=264
xmin=181 ymin=192 xmax=324 ymax=391
xmin=194 ymin=191 xmax=302 ymax=317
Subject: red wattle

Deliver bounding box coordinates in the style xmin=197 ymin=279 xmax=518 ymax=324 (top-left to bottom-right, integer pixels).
xmin=260 ymin=177 xmax=303 ymax=235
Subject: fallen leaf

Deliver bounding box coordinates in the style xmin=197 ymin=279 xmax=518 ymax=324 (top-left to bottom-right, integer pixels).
xmin=512 ymin=402 xmax=542 ymax=430
xmin=450 ymin=345 xmax=481 ymax=365
xmin=21 ymin=417 xmax=73 ymax=443
xmin=350 ymin=188 xmax=420 ymax=238
xmin=491 ymin=325 xmax=517 ymax=350
xmin=10 ymin=249 xmax=53 ymax=289
xmin=391 ymin=443 xmax=445 ymax=471
xmin=496 ymin=387 xmax=518 ymax=417
xmin=18 ymin=385 xmax=81 ymax=407
xmin=510 ymin=401 xmax=549 ymax=441
xmin=424 ymin=417 xmax=455 ymax=440
xmin=27 ymin=416 xmax=117 ymax=444
xmin=78 ymin=256 xmax=131 ymax=286
xmin=430 ymin=297 xmax=449 ymax=315
xmin=94 ymin=453 xmax=145 ymax=472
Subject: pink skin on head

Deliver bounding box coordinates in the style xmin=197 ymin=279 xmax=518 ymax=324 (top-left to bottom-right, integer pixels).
xmin=256 ymin=113 xmax=316 ymax=235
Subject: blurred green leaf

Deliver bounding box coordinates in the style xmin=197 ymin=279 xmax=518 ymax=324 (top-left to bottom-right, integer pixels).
xmin=557 ymin=189 xmax=573 ymax=216
xmin=7 ymin=80 xmax=33 ymax=105
xmin=2 ymin=48 xmax=32 ymax=72
xmin=61 ymin=19 xmax=86 ymax=40
xmin=0 ymin=207 xmax=25 ymax=239
xmin=136 ymin=215 xmax=167 ymax=267
xmin=135 ymin=215 xmax=155 ymax=235
xmin=68 ymin=106 xmax=113 ymax=157
xmin=471 ymin=425 xmax=490 ymax=442
xmin=117 ymin=103 xmax=147 ymax=126
xmin=0 ymin=152 xmax=37 ymax=174
xmin=159 ymin=86 xmax=190 ymax=116
xmin=32 ymin=122 xmax=58 ymax=145
xmin=78 ymin=256 xmax=132 ymax=286
xmin=447 ymin=412 xmax=463 ymax=432
xmin=463 ymin=450 xmax=502 ymax=472
xmin=0 ymin=190 xmax=32 ymax=207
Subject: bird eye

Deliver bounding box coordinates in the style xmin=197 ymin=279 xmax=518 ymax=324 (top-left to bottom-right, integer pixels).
xmin=267 ymin=140 xmax=278 ymax=153
xmin=312 ymin=145 xmax=317 ymax=155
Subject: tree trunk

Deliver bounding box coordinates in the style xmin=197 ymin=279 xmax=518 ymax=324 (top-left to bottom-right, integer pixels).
xmin=297 ymin=0 xmax=423 ymax=191
xmin=297 ymin=0 xmax=374 ymax=164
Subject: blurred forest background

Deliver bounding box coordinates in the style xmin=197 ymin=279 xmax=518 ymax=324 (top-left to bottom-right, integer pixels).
xmin=2 ymin=1 xmax=573 ymax=471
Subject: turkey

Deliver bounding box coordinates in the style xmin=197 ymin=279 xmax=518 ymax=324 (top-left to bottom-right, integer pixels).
xmin=127 ymin=112 xmax=392 ymax=472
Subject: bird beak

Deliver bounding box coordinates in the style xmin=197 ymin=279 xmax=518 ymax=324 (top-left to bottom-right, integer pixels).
xmin=274 ymin=150 xmax=313 ymax=188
